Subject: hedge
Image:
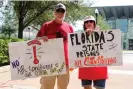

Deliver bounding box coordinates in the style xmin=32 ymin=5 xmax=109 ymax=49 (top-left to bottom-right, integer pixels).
xmin=0 ymin=37 xmax=24 ymax=66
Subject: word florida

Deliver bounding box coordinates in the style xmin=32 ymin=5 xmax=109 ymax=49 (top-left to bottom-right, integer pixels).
xmin=69 ymin=31 xmax=114 ymax=46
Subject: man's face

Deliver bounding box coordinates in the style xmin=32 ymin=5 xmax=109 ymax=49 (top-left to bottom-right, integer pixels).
xmin=54 ymin=8 xmax=66 ymax=20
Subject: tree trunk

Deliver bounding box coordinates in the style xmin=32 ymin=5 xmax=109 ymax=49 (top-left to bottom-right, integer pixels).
xmin=18 ymin=22 xmax=24 ymax=39
xmin=17 ymin=1 xmax=24 ymax=39
xmin=8 ymin=29 xmax=10 ymax=39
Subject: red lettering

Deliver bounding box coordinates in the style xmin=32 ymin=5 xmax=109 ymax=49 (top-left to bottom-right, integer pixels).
xmin=84 ymin=57 xmax=89 ymax=66
xmin=75 ymin=60 xmax=82 ymax=66
xmin=113 ymin=57 xmax=117 ymax=63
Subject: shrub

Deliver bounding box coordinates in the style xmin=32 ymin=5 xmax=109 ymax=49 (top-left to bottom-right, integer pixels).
xmin=0 ymin=37 xmax=23 ymax=66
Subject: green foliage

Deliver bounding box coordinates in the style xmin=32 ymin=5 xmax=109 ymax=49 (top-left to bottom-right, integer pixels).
xmin=0 ymin=37 xmax=23 ymax=66
xmin=0 ymin=25 xmax=16 ymax=38
xmin=97 ymin=15 xmax=111 ymax=30
xmin=65 ymin=2 xmax=93 ymax=24
xmin=0 ymin=2 xmax=17 ymax=37
xmin=1 ymin=1 xmax=110 ymax=38
xmin=10 ymin=1 xmax=94 ymax=38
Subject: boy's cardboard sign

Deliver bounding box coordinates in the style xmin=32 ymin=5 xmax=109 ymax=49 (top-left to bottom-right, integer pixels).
xmin=68 ymin=30 xmax=122 ymax=68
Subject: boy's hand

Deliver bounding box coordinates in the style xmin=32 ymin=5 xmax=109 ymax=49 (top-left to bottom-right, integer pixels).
xmin=36 ymin=36 xmax=48 ymax=42
xmin=86 ymin=28 xmax=94 ymax=35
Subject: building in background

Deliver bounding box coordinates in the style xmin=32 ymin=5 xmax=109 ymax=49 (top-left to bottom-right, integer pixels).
xmin=92 ymin=6 xmax=133 ymax=50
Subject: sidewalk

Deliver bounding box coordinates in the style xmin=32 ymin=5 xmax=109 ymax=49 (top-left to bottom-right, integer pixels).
xmin=1 ymin=68 xmax=133 ymax=89
xmin=123 ymin=50 xmax=133 ymax=54
xmin=0 ymin=51 xmax=133 ymax=89
xmin=0 ymin=65 xmax=10 ymax=73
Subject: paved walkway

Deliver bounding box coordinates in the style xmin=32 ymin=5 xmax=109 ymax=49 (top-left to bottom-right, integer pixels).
xmin=0 ymin=52 xmax=133 ymax=89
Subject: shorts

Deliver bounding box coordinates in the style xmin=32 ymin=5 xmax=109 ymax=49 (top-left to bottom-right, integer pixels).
xmin=81 ymin=79 xmax=106 ymax=89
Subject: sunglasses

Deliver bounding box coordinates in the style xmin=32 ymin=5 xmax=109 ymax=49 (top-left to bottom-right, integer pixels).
xmin=56 ymin=8 xmax=65 ymax=13
xmin=84 ymin=20 xmax=94 ymax=23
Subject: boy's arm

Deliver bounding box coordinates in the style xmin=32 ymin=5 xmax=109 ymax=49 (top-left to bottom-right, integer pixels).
xmin=36 ymin=23 xmax=48 ymax=42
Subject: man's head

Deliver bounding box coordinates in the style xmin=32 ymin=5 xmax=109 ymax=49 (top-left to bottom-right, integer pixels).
xmin=54 ymin=3 xmax=66 ymax=21
xmin=83 ymin=16 xmax=96 ymax=30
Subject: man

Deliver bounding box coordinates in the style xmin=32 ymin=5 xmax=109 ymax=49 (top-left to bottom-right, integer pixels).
xmin=36 ymin=3 xmax=74 ymax=89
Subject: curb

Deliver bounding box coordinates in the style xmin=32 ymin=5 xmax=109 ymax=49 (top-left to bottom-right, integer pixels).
xmin=0 ymin=85 xmax=39 ymax=89
xmin=0 ymin=65 xmax=10 ymax=73
xmin=123 ymin=51 xmax=133 ymax=54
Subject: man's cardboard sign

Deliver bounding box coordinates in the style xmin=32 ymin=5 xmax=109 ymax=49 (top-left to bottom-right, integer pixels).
xmin=9 ymin=38 xmax=66 ymax=80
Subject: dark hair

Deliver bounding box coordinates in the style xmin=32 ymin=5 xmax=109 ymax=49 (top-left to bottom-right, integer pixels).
xmin=83 ymin=21 xmax=96 ymax=31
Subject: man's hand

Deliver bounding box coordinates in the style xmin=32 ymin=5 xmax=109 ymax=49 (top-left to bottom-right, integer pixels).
xmin=36 ymin=36 xmax=48 ymax=42
xmin=69 ymin=68 xmax=74 ymax=72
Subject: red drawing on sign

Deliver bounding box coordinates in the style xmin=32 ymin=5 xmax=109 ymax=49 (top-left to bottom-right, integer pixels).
xmin=27 ymin=40 xmax=41 ymax=64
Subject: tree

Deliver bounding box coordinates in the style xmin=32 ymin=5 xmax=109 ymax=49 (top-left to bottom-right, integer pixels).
xmin=5 ymin=1 xmax=109 ymax=39
xmin=13 ymin=1 xmax=58 ymax=38
xmin=97 ymin=15 xmax=110 ymax=30
xmin=0 ymin=2 xmax=17 ymax=38
xmin=12 ymin=1 xmax=94 ymax=39
xmin=0 ymin=1 xmax=3 ymax=8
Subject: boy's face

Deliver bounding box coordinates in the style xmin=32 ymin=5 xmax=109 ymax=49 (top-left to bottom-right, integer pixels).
xmin=84 ymin=20 xmax=95 ymax=30
xmin=54 ymin=8 xmax=66 ymax=20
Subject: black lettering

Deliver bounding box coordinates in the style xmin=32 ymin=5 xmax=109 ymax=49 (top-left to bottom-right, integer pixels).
xmin=70 ymin=34 xmax=75 ymax=46
xmin=90 ymin=51 xmax=94 ymax=56
xmin=29 ymin=66 xmax=32 ymax=71
xmin=58 ymin=62 xmax=65 ymax=73
xmin=107 ymin=31 xmax=114 ymax=41
xmin=91 ymin=45 xmax=95 ymax=51
xmin=94 ymin=32 xmax=100 ymax=43
xmin=17 ymin=65 xmax=26 ymax=75
xmin=86 ymin=32 xmax=91 ymax=43
xmin=80 ymin=51 xmax=84 ymax=57
xmin=51 ymin=64 xmax=53 ymax=68
xmin=82 ymin=45 xmax=87 ymax=51
xmin=91 ymin=33 xmax=94 ymax=43
xmin=86 ymin=50 xmax=90 ymax=56
xmin=75 ymin=34 xmax=81 ymax=45
xmin=82 ymin=45 xmax=87 ymax=57
xmin=82 ymin=50 xmax=87 ymax=57
xmin=76 ymin=52 xmax=80 ymax=58
xmin=55 ymin=63 xmax=58 ymax=67
xmin=99 ymin=32 xmax=105 ymax=43
xmin=50 ymin=68 xmax=57 ymax=74
xmin=81 ymin=33 xmax=86 ymax=44
xmin=95 ymin=44 xmax=99 ymax=50
xmin=25 ymin=72 xmax=32 ymax=77
xmin=96 ymin=50 xmax=100 ymax=56
xmin=94 ymin=51 xmax=96 ymax=56
xmin=35 ymin=71 xmax=39 ymax=76
xmin=100 ymin=43 xmax=103 ymax=49
xmin=43 ymin=70 xmax=48 ymax=75
xmin=87 ymin=45 xmax=91 ymax=51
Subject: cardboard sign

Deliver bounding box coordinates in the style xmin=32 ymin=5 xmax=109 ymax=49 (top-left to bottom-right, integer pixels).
xmin=9 ymin=38 xmax=66 ymax=80
xmin=68 ymin=29 xmax=122 ymax=68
